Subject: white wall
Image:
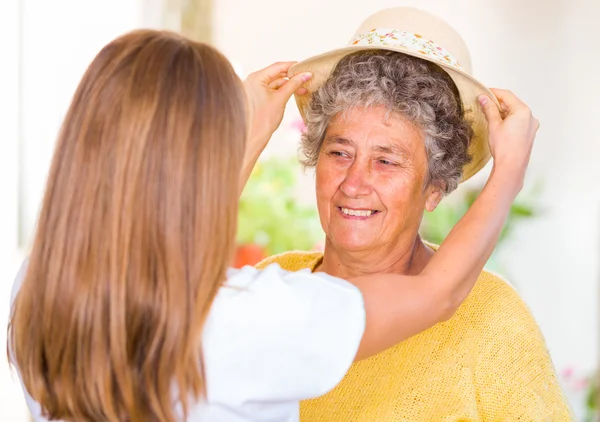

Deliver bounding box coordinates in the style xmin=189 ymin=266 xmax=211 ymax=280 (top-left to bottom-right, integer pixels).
xmin=19 ymin=0 xmax=156 ymax=247
xmin=0 ymin=0 xmax=25 ymax=419
xmin=0 ymin=0 xmax=163 ymax=419
xmin=214 ymin=0 xmax=599 ymax=417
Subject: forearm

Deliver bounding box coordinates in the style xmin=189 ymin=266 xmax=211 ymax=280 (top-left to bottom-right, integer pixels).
xmin=351 ymin=168 xmax=523 ymax=360
xmin=239 ymin=136 xmax=266 ymax=197
xmin=420 ymin=167 xmax=522 ymax=314
xmin=421 ymin=87 xmax=538 ymax=318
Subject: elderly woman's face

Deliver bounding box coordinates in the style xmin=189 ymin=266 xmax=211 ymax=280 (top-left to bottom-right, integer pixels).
xmin=315 ymin=106 xmax=441 ymax=252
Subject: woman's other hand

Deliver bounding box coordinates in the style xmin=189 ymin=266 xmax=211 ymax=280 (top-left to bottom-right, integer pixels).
xmin=478 ymin=89 xmax=540 ymax=192
xmin=240 ymin=62 xmax=312 ymax=194
xmin=243 ymin=62 xmax=312 ymax=156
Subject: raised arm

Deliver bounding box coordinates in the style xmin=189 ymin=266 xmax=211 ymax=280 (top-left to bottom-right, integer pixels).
xmin=352 ymin=89 xmax=540 ymax=360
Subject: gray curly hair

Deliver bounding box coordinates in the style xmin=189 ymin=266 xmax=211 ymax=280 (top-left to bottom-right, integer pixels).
xmin=301 ymin=50 xmax=473 ymax=194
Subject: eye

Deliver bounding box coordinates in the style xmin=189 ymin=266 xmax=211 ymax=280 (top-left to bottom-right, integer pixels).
xmin=378 ymin=158 xmax=396 ymax=166
xmin=329 ymin=150 xmax=349 ymax=158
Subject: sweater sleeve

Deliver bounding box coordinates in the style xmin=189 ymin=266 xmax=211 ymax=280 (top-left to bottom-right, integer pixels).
xmin=474 ymin=276 xmax=574 ymax=421
xmin=255 ymin=251 xmax=323 ymax=272
xmin=255 ymin=253 xmax=292 ymax=270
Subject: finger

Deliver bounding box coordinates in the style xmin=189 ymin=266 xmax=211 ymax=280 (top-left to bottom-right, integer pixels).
xmin=269 ymin=77 xmax=289 ymax=90
xmin=253 ymin=62 xmax=298 ymax=83
xmin=295 ymin=87 xmax=308 ymax=96
xmin=271 ymin=72 xmax=288 ymax=81
xmin=489 ymin=88 xmax=528 ymax=114
xmin=478 ymin=95 xmax=502 ymax=126
xmin=275 ymin=72 xmax=313 ymax=102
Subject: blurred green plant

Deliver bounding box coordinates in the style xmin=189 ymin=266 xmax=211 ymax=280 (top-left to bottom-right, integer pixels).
xmin=585 ymin=373 xmax=598 ymax=422
xmin=237 ymin=156 xmax=323 ymax=255
xmin=420 ymin=183 xmax=542 ymax=272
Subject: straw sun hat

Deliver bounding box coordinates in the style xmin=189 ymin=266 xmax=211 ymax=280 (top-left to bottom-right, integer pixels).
xmin=289 ymin=7 xmax=500 ymax=182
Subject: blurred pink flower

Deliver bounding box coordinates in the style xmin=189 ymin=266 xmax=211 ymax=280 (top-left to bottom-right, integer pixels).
xmin=560 ymin=365 xmax=593 ymax=392
xmin=561 ymin=366 xmax=575 ymax=380
xmin=574 ymin=378 xmax=590 ymax=391
xmin=289 ymin=117 xmax=307 ymax=134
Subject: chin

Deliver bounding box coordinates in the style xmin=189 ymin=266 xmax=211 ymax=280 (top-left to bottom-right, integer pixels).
xmin=328 ymin=235 xmax=375 ymax=253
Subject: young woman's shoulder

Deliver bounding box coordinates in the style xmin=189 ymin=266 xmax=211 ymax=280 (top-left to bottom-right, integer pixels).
xmin=201 ymin=264 xmax=365 ymax=408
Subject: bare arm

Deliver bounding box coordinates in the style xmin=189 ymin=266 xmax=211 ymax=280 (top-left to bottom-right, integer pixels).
xmin=352 ymin=89 xmax=540 ymax=361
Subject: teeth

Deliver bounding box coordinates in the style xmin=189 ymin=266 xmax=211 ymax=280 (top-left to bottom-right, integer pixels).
xmin=341 ymin=208 xmax=374 ymax=217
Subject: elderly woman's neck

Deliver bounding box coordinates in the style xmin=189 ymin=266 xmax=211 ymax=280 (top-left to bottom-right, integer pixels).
xmin=317 ymin=236 xmax=434 ymax=278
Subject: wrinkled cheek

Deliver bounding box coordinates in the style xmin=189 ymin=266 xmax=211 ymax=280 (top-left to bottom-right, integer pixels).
xmin=317 ymin=206 xmax=329 ymax=235
xmin=314 ymin=186 xmax=330 ymax=235
xmin=314 ymin=163 xmax=329 ymax=188
xmin=315 ymin=166 xmax=340 ymax=236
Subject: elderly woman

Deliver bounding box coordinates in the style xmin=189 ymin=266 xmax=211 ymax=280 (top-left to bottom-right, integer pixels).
xmin=257 ymin=7 xmax=573 ymax=422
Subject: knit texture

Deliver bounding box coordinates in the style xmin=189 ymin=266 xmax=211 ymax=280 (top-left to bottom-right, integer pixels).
xmin=256 ymin=251 xmax=574 ymax=421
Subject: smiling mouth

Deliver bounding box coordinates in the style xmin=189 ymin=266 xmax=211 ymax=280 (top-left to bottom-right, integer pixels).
xmin=338 ymin=207 xmax=381 ymax=218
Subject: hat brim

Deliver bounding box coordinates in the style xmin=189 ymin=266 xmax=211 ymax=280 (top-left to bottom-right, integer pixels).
xmin=289 ymin=45 xmax=500 ymax=182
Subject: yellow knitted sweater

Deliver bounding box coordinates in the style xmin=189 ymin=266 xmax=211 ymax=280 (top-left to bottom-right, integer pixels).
xmin=256 ymin=251 xmax=574 ymax=422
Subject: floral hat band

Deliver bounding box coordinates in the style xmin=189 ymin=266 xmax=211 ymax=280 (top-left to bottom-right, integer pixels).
xmin=349 ymin=28 xmax=463 ymax=70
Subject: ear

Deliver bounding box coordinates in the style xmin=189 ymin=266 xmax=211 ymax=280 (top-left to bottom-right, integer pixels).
xmin=425 ymin=185 xmax=443 ymax=212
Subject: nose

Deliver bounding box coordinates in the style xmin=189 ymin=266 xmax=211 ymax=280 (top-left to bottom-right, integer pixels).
xmin=339 ymin=160 xmax=372 ymax=198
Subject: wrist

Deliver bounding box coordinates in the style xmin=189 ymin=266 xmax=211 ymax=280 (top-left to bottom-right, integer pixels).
xmin=243 ymin=135 xmax=268 ymax=172
xmin=488 ymin=164 xmax=525 ymax=197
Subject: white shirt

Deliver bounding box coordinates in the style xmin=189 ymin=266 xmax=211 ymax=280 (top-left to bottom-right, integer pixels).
xmin=9 ymin=262 xmax=365 ymax=422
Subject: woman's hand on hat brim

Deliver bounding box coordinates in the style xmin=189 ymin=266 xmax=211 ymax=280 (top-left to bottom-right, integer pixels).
xmin=239 ymin=62 xmax=313 ymax=194
xmin=479 ymin=88 xmax=540 ymax=194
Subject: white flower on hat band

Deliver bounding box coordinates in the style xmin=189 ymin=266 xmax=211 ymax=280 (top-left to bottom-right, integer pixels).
xmin=349 ymin=28 xmax=463 ymax=70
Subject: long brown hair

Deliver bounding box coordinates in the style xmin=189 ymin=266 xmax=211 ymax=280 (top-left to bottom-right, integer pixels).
xmin=8 ymin=29 xmax=246 ymax=421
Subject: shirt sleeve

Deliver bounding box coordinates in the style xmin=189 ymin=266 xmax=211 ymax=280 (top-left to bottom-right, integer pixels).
xmin=202 ymin=263 xmax=366 ymax=407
